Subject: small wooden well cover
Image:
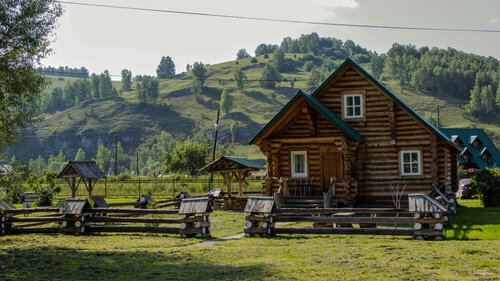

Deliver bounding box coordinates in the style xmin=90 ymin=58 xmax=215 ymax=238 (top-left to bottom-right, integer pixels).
xmin=60 ymin=198 xmax=91 ymax=215
xmin=408 ymin=193 xmax=448 ymax=213
xmin=91 ymin=196 xmax=109 ymax=208
xmin=0 ymin=202 xmax=15 ymax=211
xmin=179 ymin=197 xmax=212 ymax=214
xmin=207 ymin=188 xmax=222 ymax=198
xmin=244 ymin=196 xmax=275 ymax=213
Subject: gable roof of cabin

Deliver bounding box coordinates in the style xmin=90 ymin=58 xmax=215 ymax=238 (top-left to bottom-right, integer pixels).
xmin=441 ymin=128 xmax=500 ymax=169
xmin=312 ymin=58 xmax=457 ymax=147
xmin=249 ymin=89 xmax=364 ymax=144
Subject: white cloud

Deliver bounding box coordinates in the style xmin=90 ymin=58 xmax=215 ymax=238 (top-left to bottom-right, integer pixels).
xmin=489 ymin=17 xmax=498 ymax=23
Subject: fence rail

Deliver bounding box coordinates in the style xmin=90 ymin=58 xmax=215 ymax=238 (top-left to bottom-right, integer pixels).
xmin=15 ymin=178 xmax=264 ymax=198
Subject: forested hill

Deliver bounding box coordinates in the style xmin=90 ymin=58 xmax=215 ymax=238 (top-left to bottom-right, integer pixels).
xmin=6 ymin=33 xmax=500 ymax=176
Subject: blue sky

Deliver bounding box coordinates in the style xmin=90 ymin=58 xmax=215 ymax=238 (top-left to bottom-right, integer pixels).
xmin=42 ymin=0 xmax=500 ymax=78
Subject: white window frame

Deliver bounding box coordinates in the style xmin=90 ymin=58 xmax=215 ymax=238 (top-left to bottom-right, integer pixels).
xmin=343 ymin=94 xmax=364 ymax=119
xmin=400 ymin=150 xmax=421 ymax=176
xmin=291 ymin=151 xmax=308 ymax=178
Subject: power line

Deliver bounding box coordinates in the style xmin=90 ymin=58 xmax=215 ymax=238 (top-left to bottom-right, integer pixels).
xmin=58 ymin=1 xmax=500 ymax=33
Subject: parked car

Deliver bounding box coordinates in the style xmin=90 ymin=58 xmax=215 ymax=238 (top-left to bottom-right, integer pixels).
xmin=457 ymin=178 xmax=473 ymax=199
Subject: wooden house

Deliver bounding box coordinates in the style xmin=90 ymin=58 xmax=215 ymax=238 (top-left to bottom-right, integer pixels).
xmin=249 ymin=58 xmax=460 ymax=207
xmin=441 ymin=128 xmax=500 ymax=174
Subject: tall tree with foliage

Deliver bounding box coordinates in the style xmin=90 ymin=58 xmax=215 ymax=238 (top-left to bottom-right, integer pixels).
xmin=220 ymin=89 xmax=233 ymax=114
xmin=259 ymin=64 xmax=282 ymax=88
xmin=47 ymin=150 xmax=67 ymax=172
xmin=163 ymin=140 xmax=210 ymax=176
xmin=94 ymin=144 xmax=112 ymax=174
xmin=75 ymin=148 xmax=86 ymax=161
xmin=191 ymin=62 xmax=206 ymax=95
xmin=307 ymin=68 xmax=324 ymax=90
xmin=156 ymin=56 xmax=176 ymax=78
xmin=121 ymin=69 xmax=132 ymax=91
xmin=233 ymin=68 xmax=248 ymax=91
xmin=0 ymin=0 xmax=63 ymax=155
xmin=137 ymin=76 xmax=159 ymax=103
xmin=466 ymin=84 xmax=483 ymax=115
xmin=273 ymin=49 xmax=286 ymax=72
xmin=371 ymin=54 xmax=385 ymax=79
xmin=99 ymin=70 xmax=116 ymax=97
xmin=236 ymin=49 xmax=250 ymax=60
xmin=482 ymin=85 xmax=497 ymax=113
xmin=90 ymin=73 xmax=100 ymax=98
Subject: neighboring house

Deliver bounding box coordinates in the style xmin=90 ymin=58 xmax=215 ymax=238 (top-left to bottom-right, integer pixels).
xmin=249 ymin=58 xmax=460 ymax=207
xmin=440 ymin=128 xmax=499 ymax=173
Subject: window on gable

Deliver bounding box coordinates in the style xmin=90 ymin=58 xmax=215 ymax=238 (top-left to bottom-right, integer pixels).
xmin=400 ymin=150 xmax=421 ymax=176
xmin=344 ymin=94 xmax=363 ymax=119
xmin=291 ymin=151 xmax=307 ymax=178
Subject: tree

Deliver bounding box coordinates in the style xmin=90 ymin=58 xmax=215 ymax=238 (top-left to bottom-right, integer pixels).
xmin=466 ymin=84 xmax=483 ymax=115
xmin=0 ymin=0 xmax=62 ymax=155
xmin=99 ymin=70 xmax=114 ymax=97
xmin=220 ymin=89 xmax=233 ymax=114
xmin=272 ymin=49 xmax=286 ymax=72
xmin=482 ymin=85 xmax=497 ymax=113
xmin=233 ymin=68 xmax=248 ymax=91
xmin=371 ymin=55 xmax=385 ymax=79
xmin=230 ymin=122 xmax=239 ymax=144
xmin=156 ymin=56 xmax=176 ymax=78
xmin=192 ymin=62 xmax=207 ymax=86
xmin=94 ymin=144 xmax=112 ymax=174
xmin=90 ymin=73 xmax=100 ymax=98
xmin=75 ymin=148 xmax=86 ymax=161
xmin=254 ymin=43 xmax=279 ymax=56
xmin=191 ymin=62 xmax=206 ymax=95
xmin=259 ymin=64 xmax=282 ymax=88
xmin=121 ymin=69 xmax=132 ymax=91
xmin=137 ymin=76 xmax=159 ymax=103
xmin=46 ymin=150 xmax=67 ymax=172
xmin=236 ymin=49 xmax=250 ymax=60
xmin=307 ymin=68 xmax=324 ymax=90
xmin=163 ymin=140 xmax=210 ymax=176
xmin=28 ymin=155 xmax=46 ymax=176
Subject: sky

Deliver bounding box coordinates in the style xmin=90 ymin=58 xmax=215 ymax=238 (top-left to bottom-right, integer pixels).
xmin=42 ymin=0 xmax=500 ymax=79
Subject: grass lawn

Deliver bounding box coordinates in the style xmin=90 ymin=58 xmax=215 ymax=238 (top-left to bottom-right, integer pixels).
xmin=0 ymin=200 xmax=499 ymax=280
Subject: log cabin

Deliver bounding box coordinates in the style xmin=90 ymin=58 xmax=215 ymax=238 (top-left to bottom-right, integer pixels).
xmin=249 ymin=58 xmax=461 ymax=207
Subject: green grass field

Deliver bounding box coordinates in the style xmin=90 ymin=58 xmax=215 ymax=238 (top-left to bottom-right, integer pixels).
xmin=1 ymin=199 xmax=498 ymax=280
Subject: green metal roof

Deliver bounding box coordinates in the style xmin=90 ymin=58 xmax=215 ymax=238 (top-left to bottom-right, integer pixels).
xmin=249 ymin=90 xmax=364 ymax=144
xmin=311 ymin=58 xmax=455 ymax=146
xmin=441 ymin=128 xmax=500 ymax=169
xmin=223 ymin=156 xmax=266 ymax=169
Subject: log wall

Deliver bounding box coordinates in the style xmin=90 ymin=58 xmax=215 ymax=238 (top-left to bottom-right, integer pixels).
xmin=259 ymin=64 xmax=458 ymax=202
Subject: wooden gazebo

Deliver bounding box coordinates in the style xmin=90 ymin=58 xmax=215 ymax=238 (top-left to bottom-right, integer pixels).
xmin=57 ymin=161 xmax=107 ymax=198
xmin=200 ymin=156 xmax=265 ymax=197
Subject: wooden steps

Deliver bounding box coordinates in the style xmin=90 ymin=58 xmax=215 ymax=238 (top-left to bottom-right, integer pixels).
xmin=281 ymin=196 xmax=324 ymax=208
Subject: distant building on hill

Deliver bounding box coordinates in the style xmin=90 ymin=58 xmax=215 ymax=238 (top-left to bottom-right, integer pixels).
xmin=440 ymin=128 xmax=500 ymax=174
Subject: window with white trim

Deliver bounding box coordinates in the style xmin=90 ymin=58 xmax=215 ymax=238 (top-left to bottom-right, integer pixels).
xmin=291 ymin=151 xmax=307 ymax=178
xmin=400 ymin=150 xmax=421 ymax=176
xmin=344 ymin=94 xmax=363 ymax=119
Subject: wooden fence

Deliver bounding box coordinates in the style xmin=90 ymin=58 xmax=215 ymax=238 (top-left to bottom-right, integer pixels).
xmin=244 ymin=194 xmax=449 ymax=240
xmin=0 ymin=197 xmax=212 ymax=238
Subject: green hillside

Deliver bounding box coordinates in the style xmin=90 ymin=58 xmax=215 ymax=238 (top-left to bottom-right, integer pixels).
xmin=8 ymin=53 xmax=500 ymax=166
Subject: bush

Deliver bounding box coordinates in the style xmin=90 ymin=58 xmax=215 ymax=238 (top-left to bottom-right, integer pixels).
xmin=36 ymin=186 xmax=54 ymax=206
xmin=471 ymin=168 xmax=500 ymax=207
xmin=263 ymin=54 xmax=269 ymax=59
xmin=251 ymin=58 xmax=257 ymax=63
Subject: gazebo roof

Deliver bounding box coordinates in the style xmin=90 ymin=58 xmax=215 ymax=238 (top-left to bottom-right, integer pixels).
xmin=200 ymin=156 xmax=265 ymax=173
xmin=57 ymin=160 xmax=107 ymax=179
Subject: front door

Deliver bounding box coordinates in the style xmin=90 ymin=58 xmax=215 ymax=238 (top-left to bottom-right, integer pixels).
xmin=321 ymin=152 xmax=341 ymax=193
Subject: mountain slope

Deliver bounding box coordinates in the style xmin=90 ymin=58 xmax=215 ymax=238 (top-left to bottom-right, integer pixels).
xmin=8 ymin=55 xmax=500 ymax=162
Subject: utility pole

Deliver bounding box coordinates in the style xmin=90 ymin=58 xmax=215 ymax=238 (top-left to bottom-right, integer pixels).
xmin=113 ymin=134 xmax=118 ymax=176
xmin=208 ymin=109 xmax=220 ymax=190
xmin=436 ymin=106 xmax=440 ymax=129
xmin=137 ymin=153 xmax=140 ymax=196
